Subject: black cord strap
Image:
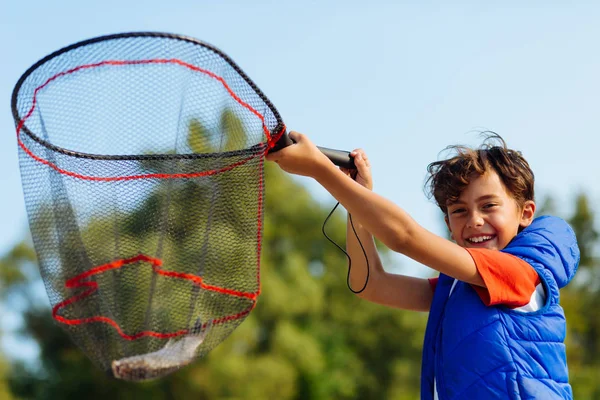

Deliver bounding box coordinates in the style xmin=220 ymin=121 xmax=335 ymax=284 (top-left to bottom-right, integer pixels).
xmin=322 ymin=202 xmax=370 ymax=294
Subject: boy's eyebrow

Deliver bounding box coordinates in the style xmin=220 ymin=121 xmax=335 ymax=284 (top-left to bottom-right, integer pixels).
xmin=448 ymin=194 xmax=501 ymax=206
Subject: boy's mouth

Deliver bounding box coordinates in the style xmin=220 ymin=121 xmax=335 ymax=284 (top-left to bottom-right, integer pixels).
xmin=465 ymin=235 xmax=496 ymax=246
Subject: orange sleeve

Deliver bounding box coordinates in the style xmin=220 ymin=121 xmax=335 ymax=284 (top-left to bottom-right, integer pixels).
xmin=465 ymin=248 xmax=541 ymax=308
xmin=428 ymin=277 xmax=439 ymax=292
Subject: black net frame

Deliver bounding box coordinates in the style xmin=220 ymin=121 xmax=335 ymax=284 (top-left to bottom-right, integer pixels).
xmin=11 ymin=32 xmax=286 ymax=380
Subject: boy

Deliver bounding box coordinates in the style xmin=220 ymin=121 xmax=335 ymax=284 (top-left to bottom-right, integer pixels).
xmin=266 ymin=131 xmax=579 ymax=399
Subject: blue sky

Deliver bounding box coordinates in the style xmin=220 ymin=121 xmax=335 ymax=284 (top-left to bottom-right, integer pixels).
xmin=1 ymin=2 xmax=599 ymax=292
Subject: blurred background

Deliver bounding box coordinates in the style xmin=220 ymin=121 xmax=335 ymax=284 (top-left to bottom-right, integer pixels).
xmin=1 ymin=1 xmax=599 ymax=399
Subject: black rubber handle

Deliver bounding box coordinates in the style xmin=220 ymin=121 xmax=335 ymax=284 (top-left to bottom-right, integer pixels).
xmin=316 ymin=146 xmax=355 ymax=169
xmin=269 ymin=132 xmax=356 ymax=170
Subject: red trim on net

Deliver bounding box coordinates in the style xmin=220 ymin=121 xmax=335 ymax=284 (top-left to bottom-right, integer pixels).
xmin=16 ymin=58 xmax=283 ymax=179
xmin=20 ymin=145 xmax=260 ymax=182
xmin=266 ymin=125 xmax=287 ymax=152
xmin=52 ymin=254 xmax=259 ymax=340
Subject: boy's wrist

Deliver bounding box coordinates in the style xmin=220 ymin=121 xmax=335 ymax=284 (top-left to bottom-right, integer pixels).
xmin=313 ymin=160 xmax=342 ymax=184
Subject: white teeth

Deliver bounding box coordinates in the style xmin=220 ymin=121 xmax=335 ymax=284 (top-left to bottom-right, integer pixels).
xmin=468 ymin=236 xmax=493 ymax=243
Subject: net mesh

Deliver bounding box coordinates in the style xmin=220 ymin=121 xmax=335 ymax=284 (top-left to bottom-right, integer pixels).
xmin=12 ymin=33 xmax=285 ymax=381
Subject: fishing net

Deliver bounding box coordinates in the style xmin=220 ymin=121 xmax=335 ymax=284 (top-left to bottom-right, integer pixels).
xmin=11 ymin=32 xmax=286 ymax=381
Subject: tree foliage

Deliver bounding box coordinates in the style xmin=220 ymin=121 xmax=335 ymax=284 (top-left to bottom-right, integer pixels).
xmin=559 ymin=193 xmax=600 ymax=399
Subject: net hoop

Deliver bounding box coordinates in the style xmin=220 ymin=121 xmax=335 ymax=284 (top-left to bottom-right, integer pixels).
xmin=11 ymin=31 xmax=286 ymax=162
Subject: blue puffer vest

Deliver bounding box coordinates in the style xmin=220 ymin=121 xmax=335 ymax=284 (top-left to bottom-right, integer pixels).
xmin=421 ymin=216 xmax=580 ymax=399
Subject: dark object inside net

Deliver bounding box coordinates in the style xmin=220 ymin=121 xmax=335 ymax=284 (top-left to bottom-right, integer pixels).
xmin=11 ymin=32 xmax=286 ymax=381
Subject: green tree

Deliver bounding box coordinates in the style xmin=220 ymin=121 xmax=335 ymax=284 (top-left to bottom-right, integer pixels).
xmin=560 ymin=193 xmax=600 ymax=399
xmin=0 ymin=241 xmax=36 ymax=300
xmin=0 ymin=241 xmax=38 ymax=400
xmin=0 ymin=357 xmax=15 ymax=400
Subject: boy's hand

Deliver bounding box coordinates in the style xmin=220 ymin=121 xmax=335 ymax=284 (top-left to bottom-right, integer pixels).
xmin=266 ymin=131 xmax=331 ymax=178
xmin=341 ymin=149 xmax=373 ymax=190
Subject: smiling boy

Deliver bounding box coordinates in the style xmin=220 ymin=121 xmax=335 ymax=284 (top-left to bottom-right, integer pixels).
xmin=267 ymin=132 xmax=579 ymax=399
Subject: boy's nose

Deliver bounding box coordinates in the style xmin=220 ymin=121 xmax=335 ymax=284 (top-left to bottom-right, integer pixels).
xmin=466 ymin=212 xmax=484 ymax=228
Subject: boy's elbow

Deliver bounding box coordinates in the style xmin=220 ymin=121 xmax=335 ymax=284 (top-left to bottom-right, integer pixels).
xmin=354 ymin=291 xmax=367 ymax=300
xmin=390 ymin=217 xmax=424 ymax=254
xmin=351 ymin=269 xmax=384 ymax=301
xmin=386 ymin=239 xmax=405 ymax=254
xmin=383 ymin=227 xmax=411 ymax=254
xmin=354 ymin=286 xmax=375 ymax=302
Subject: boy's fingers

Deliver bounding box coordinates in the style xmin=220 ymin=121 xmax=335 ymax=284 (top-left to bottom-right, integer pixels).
xmin=350 ymin=149 xmax=368 ymax=163
xmin=265 ymin=152 xmax=281 ymax=162
xmin=353 ymin=151 xmax=370 ymax=168
xmin=288 ymin=131 xmax=303 ymax=143
xmin=267 ymin=131 xmax=302 ymax=161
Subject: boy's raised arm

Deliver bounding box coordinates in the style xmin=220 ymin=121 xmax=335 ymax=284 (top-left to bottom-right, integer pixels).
xmin=266 ymin=131 xmax=485 ymax=288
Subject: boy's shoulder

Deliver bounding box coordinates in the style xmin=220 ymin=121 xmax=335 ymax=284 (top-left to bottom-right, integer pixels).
xmin=524 ymin=215 xmax=576 ymax=237
xmin=502 ymin=215 xmax=580 ymax=289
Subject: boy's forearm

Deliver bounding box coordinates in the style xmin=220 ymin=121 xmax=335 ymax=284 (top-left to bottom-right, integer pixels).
xmin=345 ymin=216 xmax=383 ymax=292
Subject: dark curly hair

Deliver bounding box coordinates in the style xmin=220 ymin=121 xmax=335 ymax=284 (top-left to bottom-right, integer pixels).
xmin=425 ymin=132 xmax=535 ymax=215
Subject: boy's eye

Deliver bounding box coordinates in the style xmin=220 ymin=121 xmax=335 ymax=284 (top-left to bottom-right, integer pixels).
xmin=451 ymin=208 xmax=466 ymax=214
xmin=483 ymin=203 xmax=498 ymax=209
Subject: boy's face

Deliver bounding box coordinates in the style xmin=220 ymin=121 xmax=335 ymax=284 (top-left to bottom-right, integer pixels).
xmin=445 ymin=170 xmax=535 ymax=251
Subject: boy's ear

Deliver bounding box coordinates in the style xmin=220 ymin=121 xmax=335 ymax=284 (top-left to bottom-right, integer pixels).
xmin=520 ymin=200 xmax=536 ymax=228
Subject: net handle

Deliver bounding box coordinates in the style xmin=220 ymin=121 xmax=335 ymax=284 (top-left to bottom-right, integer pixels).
xmin=270 ymin=132 xmax=355 ymax=169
